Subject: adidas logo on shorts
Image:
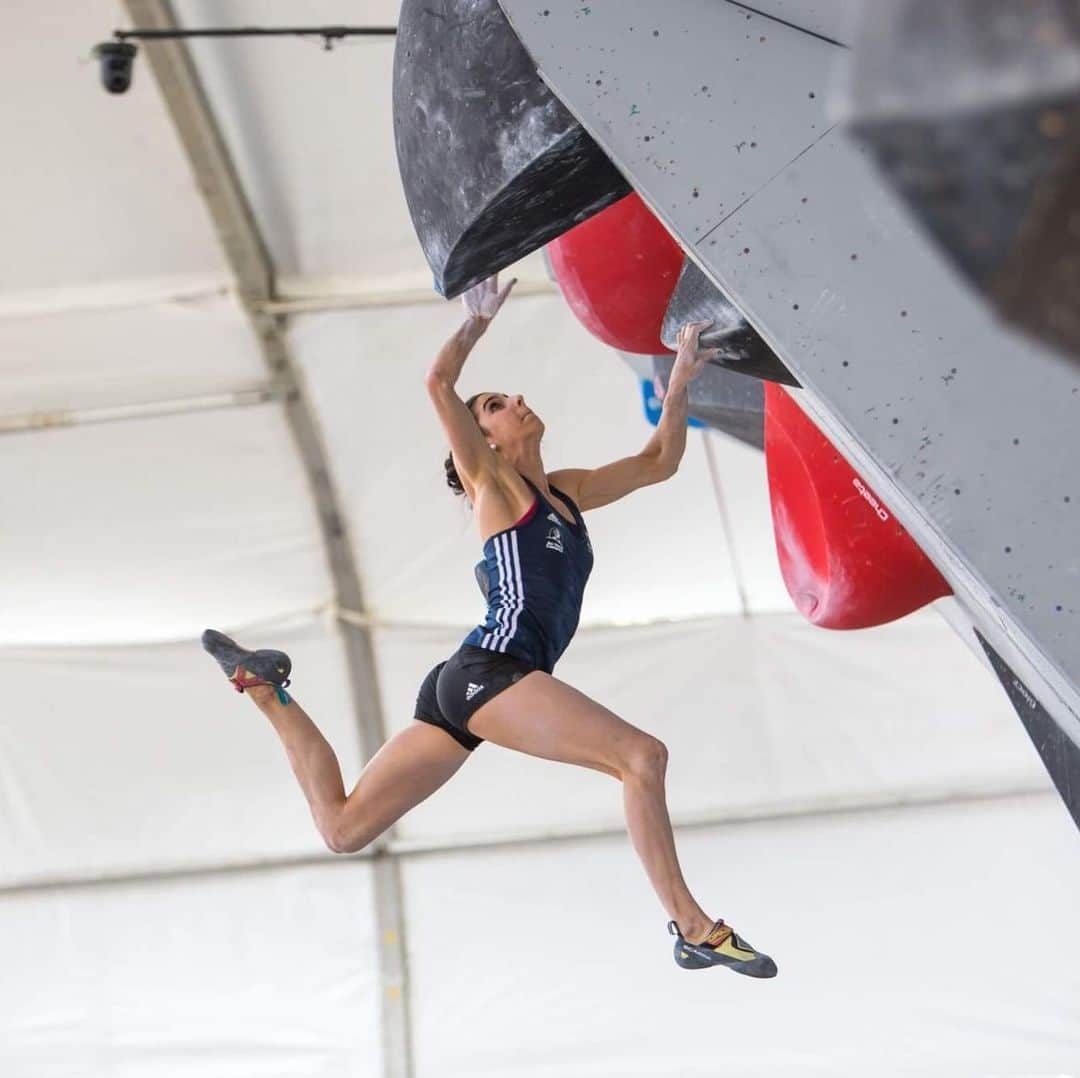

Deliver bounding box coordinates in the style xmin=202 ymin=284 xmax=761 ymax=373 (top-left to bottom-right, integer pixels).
xmin=465 ymin=682 xmax=485 ymax=702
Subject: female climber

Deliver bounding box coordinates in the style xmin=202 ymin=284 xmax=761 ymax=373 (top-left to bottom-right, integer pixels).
xmin=202 ymin=273 xmax=776 ymax=978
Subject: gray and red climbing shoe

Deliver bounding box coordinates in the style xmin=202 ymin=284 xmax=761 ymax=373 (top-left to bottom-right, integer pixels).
xmin=201 ymin=629 xmax=292 ymax=704
xmin=669 ymin=919 xmax=778 ymax=978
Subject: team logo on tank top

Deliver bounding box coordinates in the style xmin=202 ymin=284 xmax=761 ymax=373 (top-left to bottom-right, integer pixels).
xmin=545 ymin=526 xmax=564 ymax=553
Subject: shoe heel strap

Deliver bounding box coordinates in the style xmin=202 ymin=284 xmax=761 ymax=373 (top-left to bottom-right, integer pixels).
xmin=230 ymin=669 xmax=292 ymax=705
xmin=230 ymin=667 xmax=268 ymax=691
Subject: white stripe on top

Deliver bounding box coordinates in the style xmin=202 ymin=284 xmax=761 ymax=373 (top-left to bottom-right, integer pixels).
xmin=484 ymin=534 xmax=508 ymax=649
xmin=495 ymin=533 xmax=515 ymax=653
xmin=486 ymin=529 xmax=522 ymax=652
xmin=501 ymin=530 xmax=525 ymax=653
xmin=479 ymin=529 xmax=527 ymax=653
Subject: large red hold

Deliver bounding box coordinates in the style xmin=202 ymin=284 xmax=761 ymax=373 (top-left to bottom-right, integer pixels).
xmin=547 ymin=192 xmax=684 ymax=355
xmin=764 ymin=384 xmax=951 ymax=629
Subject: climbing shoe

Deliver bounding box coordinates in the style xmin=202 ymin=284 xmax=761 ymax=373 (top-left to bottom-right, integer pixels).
xmin=201 ymin=629 xmax=292 ymax=703
xmin=669 ymin=919 xmax=777 ymax=978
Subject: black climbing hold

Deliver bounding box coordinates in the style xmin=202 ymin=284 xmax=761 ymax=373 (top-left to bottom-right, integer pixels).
xmin=392 ymin=0 xmax=630 ymax=297
xmin=660 ymin=259 xmax=801 ymax=387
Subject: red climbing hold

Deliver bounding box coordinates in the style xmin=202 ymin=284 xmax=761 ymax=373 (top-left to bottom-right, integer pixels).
xmin=764 ymin=383 xmax=951 ymax=629
xmin=546 ymin=191 xmax=684 ymax=355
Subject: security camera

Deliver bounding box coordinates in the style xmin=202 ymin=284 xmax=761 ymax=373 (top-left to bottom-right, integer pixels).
xmin=92 ymin=40 xmax=137 ymax=94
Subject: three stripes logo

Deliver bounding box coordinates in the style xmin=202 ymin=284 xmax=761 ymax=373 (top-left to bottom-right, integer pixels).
xmin=465 ymin=682 xmax=485 ymax=702
xmin=480 ymin=530 xmax=524 ymax=654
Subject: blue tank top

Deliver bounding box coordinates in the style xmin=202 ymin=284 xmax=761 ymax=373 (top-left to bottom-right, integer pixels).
xmin=464 ymin=476 xmax=594 ymax=673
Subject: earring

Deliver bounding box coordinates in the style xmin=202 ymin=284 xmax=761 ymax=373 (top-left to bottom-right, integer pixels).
xmin=489 ymin=444 xmax=497 ymax=450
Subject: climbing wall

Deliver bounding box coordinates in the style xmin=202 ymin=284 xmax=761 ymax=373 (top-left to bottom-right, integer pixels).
xmin=493 ymin=0 xmax=1080 ymax=822
xmin=392 ymin=0 xmax=1080 ymax=829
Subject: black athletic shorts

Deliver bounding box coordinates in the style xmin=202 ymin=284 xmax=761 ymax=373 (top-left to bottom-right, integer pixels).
xmin=413 ymin=645 xmax=538 ymax=752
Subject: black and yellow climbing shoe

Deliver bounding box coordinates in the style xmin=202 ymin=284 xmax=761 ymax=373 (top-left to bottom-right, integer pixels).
xmin=201 ymin=629 xmax=292 ymax=703
xmin=669 ymin=919 xmax=778 ymax=978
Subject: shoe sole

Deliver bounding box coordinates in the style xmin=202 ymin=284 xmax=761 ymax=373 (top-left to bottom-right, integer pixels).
xmin=674 ymin=941 xmax=778 ymax=978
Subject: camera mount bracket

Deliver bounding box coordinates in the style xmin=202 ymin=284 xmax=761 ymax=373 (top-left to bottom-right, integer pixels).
xmin=93 ymin=23 xmax=396 ymax=93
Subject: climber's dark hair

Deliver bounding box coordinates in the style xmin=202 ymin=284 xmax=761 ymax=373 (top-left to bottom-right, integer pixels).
xmin=444 ymin=392 xmax=485 ymax=497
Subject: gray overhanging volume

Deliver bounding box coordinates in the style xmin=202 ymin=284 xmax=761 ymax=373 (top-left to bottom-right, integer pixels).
xmin=392 ymin=0 xmax=630 ymax=298
xmin=498 ymin=0 xmax=1080 ymax=820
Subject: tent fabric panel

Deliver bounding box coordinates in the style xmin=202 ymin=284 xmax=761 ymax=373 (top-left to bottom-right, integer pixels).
xmin=0 ymin=404 xmax=332 ymax=646
xmin=703 ymin=429 xmax=794 ymax=612
xmin=0 ymin=293 xmax=267 ymax=416
xmin=0 ymin=0 xmax=226 ymax=295
xmin=402 ymin=793 xmax=1080 ymax=1078
xmin=178 ymin=0 xmax=418 ymax=283
xmin=0 ymin=617 xmax=360 ymax=886
xmin=0 ymin=862 xmax=381 ymax=1078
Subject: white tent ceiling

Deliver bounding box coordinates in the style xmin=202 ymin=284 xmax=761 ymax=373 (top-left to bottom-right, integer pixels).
xmin=2 ymin=3 xmax=1076 ymax=1076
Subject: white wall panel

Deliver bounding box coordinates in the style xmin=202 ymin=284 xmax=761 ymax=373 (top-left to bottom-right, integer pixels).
xmin=0 ymin=863 xmax=380 ymax=1078
xmin=402 ymin=794 xmax=1080 ymax=1078
xmin=293 ymin=295 xmax=743 ymax=625
xmin=0 ymin=1 xmax=226 ymax=294
xmin=0 ymin=404 xmax=331 ymax=646
xmin=374 ymin=612 xmax=1044 ymax=846
xmin=0 ymin=293 xmax=266 ymax=415
xmin=738 ymin=0 xmax=862 ymax=45
xmin=0 ymin=618 xmax=360 ymax=885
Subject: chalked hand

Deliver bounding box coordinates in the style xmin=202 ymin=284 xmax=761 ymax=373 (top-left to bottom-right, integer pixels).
xmin=461 ymin=273 xmax=517 ymax=324
xmin=671 ymin=320 xmax=720 ymax=386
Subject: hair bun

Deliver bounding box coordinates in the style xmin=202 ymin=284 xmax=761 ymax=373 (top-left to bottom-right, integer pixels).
xmin=444 ymin=451 xmax=466 ymax=496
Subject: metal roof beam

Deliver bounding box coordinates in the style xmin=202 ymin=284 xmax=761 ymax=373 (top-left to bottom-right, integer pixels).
xmin=121 ymin=5 xmax=412 ymax=1074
